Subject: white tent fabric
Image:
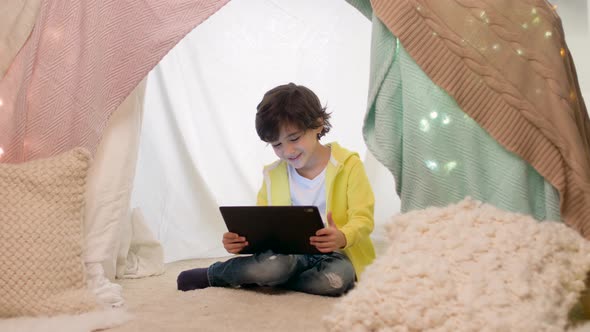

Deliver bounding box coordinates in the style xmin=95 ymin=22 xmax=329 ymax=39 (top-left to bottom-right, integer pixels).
xmin=130 ymin=0 xmax=398 ymax=263
xmin=84 ymin=79 xmax=154 ymax=307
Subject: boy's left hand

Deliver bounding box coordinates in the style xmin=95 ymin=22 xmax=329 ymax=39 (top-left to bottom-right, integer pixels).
xmin=310 ymin=212 xmax=347 ymax=253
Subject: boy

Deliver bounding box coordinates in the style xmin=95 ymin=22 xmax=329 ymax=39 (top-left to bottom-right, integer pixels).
xmin=177 ymin=83 xmax=376 ymax=296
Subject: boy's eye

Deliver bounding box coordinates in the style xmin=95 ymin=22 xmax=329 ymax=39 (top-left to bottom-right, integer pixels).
xmin=272 ymin=143 xmax=282 ymax=148
xmin=290 ymin=136 xmax=301 ymax=142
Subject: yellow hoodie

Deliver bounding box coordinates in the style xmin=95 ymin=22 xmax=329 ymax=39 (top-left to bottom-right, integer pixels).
xmin=256 ymin=142 xmax=376 ymax=279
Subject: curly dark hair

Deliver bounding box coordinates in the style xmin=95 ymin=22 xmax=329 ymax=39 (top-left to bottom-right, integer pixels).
xmin=255 ymin=83 xmax=332 ymax=143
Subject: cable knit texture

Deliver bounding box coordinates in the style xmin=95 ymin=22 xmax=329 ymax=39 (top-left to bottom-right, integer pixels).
xmin=0 ymin=148 xmax=98 ymax=317
xmin=369 ymin=0 xmax=590 ymax=239
xmin=323 ymin=198 xmax=590 ymax=331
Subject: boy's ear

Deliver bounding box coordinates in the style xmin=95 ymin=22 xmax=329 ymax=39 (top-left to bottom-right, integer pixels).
xmin=315 ymin=118 xmax=324 ymax=134
xmin=314 ymin=125 xmax=323 ymax=139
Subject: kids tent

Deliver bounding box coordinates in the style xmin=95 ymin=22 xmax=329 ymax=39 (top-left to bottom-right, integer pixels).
xmin=1 ymin=0 xmax=590 ymax=331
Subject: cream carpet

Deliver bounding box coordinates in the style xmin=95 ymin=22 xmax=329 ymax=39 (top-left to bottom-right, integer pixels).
xmin=107 ymin=257 xmax=338 ymax=332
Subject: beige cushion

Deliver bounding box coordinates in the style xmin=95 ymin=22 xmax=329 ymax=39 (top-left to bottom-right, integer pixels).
xmin=0 ymin=148 xmax=98 ymax=317
xmin=324 ymin=198 xmax=590 ymax=332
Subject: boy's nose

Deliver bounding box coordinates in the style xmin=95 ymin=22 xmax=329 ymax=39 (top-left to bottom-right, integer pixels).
xmin=285 ymin=148 xmax=297 ymax=158
xmin=284 ymin=145 xmax=295 ymax=156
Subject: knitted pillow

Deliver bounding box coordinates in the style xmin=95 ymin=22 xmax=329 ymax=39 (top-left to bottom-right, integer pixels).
xmin=0 ymin=148 xmax=98 ymax=317
xmin=324 ymin=198 xmax=590 ymax=332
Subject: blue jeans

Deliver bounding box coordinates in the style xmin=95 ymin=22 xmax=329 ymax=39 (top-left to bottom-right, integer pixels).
xmin=207 ymin=250 xmax=355 ymax=296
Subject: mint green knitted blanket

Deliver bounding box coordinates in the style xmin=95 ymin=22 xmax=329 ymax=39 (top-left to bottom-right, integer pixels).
xmin=349 ymin=0 xmax=560 ymax=221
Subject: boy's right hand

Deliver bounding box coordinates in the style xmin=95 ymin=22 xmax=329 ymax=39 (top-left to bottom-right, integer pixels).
xmin=222 ymin=232 xmax=248 ymax=254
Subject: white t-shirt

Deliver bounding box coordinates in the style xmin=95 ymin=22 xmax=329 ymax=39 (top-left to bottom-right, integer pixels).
xmin=287 ymin=164 xmax=327 ymax=226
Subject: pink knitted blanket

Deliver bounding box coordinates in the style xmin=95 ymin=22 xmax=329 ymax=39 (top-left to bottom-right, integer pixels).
xmin=0 ymin=0 xmax=229 ymax=163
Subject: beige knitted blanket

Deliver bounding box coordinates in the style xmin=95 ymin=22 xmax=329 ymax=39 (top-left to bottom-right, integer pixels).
xmin=370 ymin=0 xmax=590 ymax=239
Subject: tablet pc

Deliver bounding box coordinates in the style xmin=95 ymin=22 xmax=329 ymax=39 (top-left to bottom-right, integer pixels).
xmin=219 ymin=205 xmax=326 ymax=255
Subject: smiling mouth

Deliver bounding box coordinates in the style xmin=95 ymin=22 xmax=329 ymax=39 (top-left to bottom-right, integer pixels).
xmin=288 ymin=154 xmax=301 ymax=161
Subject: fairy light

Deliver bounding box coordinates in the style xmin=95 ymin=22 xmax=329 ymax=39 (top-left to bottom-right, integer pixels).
xmin=0 ymin=98 xmax=3 ymax=107
xmin=419 ymin=119 xmax=430 ymax=132
xmin=22 ymin=139 xmax=30 ymax=153
xmin=544 ymin=31 xmax=553 ymax=38
xmin=479 ymin=10 xmax=487 ymax=20
xmin=442 ymin=115 xmax=451 ymax=125
xmin=48 ymin=27 xmax=64 ymax=42
xmin=430 ymin=111 xmax=439 ymax=119
xmin=425 ymin=160 xmax=439 ymax=171
xmin=560 ymin=47 xmax=566 ymax=57
xmin=444 ymin=161 xmax=458 ymax=173
xmin=0 ymin=147 xmax=4 ymax=159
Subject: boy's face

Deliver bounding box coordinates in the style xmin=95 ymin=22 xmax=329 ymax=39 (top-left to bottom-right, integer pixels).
xmin=270 ymin=124 xmax=323 ymax=171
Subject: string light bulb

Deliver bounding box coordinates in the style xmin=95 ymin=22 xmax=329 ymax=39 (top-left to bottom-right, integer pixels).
xmin=425 ymin=160 xmax=439 ymax=171
xmin=420 ymin=119 xmax=431 ymax=132
xmin=444 ymin=161 xmax=458 ymax=173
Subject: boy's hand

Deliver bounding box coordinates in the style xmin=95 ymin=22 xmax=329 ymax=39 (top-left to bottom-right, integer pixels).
xmin=310 ymin=212 xmax=347 ymax=253
xmin=222 ymin=232 xmax=248 ymax=254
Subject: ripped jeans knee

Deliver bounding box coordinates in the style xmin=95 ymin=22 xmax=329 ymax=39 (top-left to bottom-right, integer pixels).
xmin=283 ymin=252 xmax=356 ymax=296
xmin=207 ymin=251 xmax=355 ymax=296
